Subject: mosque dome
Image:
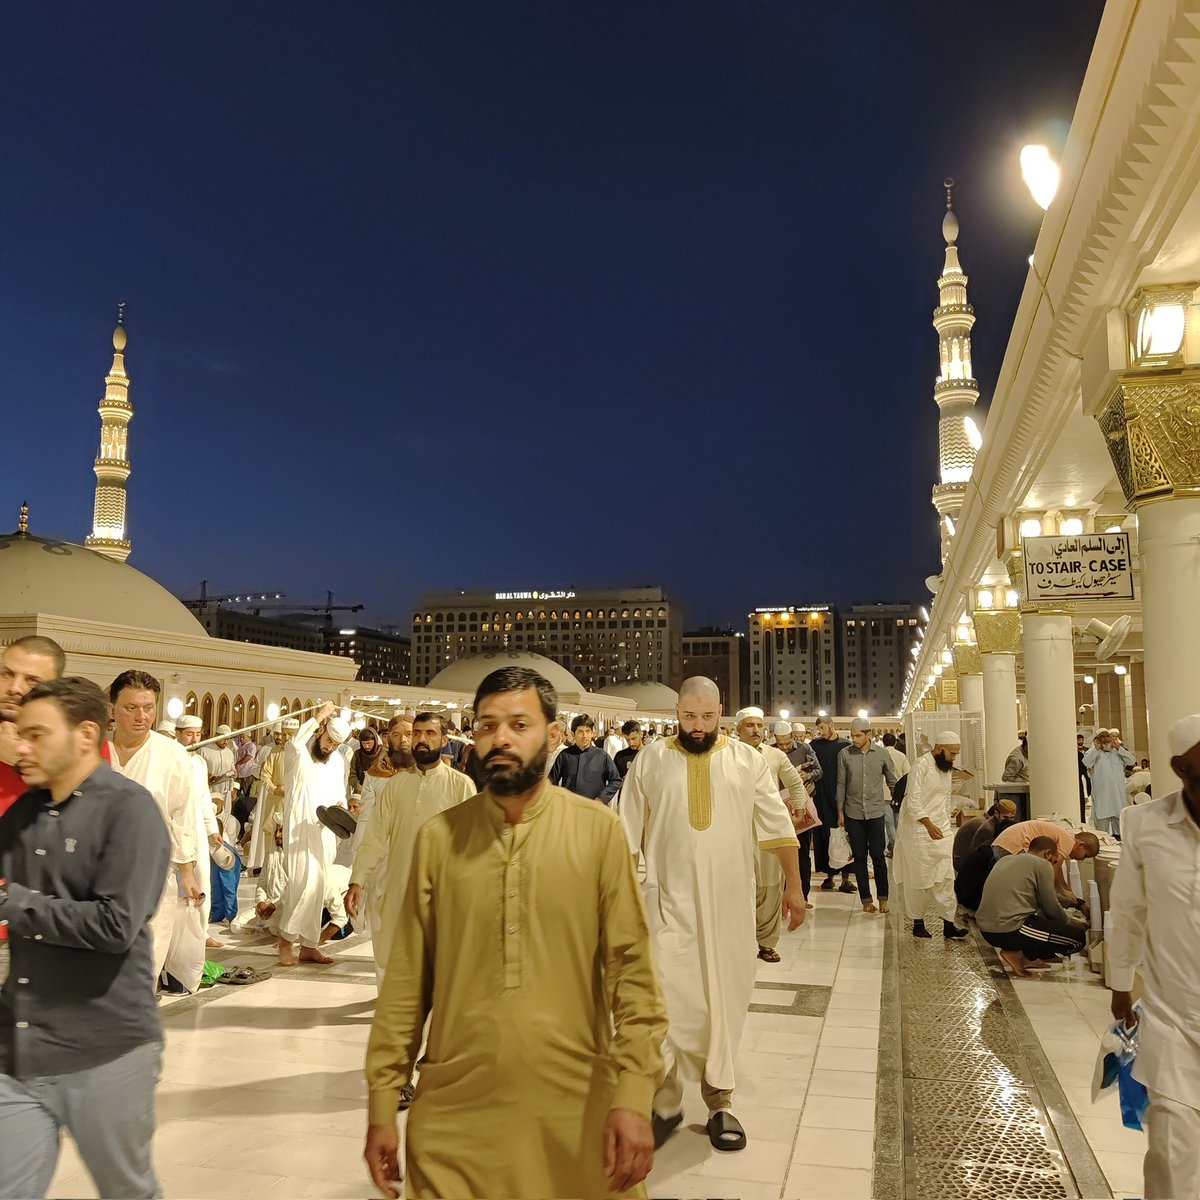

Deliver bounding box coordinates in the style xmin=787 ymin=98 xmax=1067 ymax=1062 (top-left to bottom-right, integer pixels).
xmin=0 ymin=530 xmax=206 ymax=637
xmin=596 ymin=680 xmax=680 ymax=710
xmin=427 ymin=650 xmax=584 ymax=696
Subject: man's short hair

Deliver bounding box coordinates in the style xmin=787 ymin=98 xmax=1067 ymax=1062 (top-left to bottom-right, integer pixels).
xmin=1028 ymin=836 xmax=1057 ymax=855
xmin=6 ymin=635 xmax=66 ymax=677
xmin=1075 ymin=831 xmax=1100 ymax=857
xmin=473 ymin=667 xmax=557 ymax=723
xmin=620 ymin=719 xmax=640 ymax=736
xmin=413 ymin=710 xmax=445 ymax=734
xmin=108 ymin=669 xmax=161 ymax=703
xmin=571 ymin=714 xmax=595 ymax=733
xmin=882 ymin=732 xmax=896 ymax=747
xmin=387 ymin=714 xmax=412 ymax=730
xmin=24 ymin=676 xmax=109 ymax=733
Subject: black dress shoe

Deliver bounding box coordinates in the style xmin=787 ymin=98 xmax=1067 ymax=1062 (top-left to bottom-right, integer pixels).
xmin=943 ymin=921 xmax=969 ymax=939
xmin=820 ymin=876 xmax=835 ymax=891
xmin=839 ymin=877 xmax=856 ymax=894
xmin=912 ymin=919 xmax=932 ymax=938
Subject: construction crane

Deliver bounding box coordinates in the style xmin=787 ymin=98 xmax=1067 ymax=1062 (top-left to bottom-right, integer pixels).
xmin=181 ymin=581 xmax=285 ymax=610
xmin=182 ymin=585 xmax=363 ymax=629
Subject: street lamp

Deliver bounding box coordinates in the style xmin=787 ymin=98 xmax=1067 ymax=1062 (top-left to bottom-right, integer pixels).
xmin=1020 ymin=144 xmax=1060 ymax=210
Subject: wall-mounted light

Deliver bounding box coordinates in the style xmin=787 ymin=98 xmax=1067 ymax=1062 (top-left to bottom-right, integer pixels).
xmin=964 ymin=415 xmax=983 ymax=451
xmin=1019 ymin=517 xmax=1043 ymax=540
xmin=1020 ymin=144 xmax=1060 ymax=211
xmin=1083 ymin=675 xmax=1095 ymax=685
xmin=977 ymin=589 xmax=994 ymax=610
xmin=1059 ymin=516 xmax=1084 ymax=536
xmin=166 ymin=697 xmax=184 ymax=720
xmin=1113 ymin=664 xmax=1128 ymax=677
xmin=1128 ymin=285 xmax=1195 ymax=369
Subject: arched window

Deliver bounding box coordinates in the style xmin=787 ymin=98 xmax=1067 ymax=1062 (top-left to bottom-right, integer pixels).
xmin=185 ymin=691 xmax=198 ymax=714
xmin=217 ymin=695 xmax=231 ymax=728
xmin=279 ymin=698 xmax=290 ymax=715
xmin=304 ymin=699 xmax=314 ymax=712
xmin=201 ymin=694 xmax=215 ymax=736
xmin=293 ymin=697 xmax=302 ymax=714
xmin=232 ymin=696 xmax=245 ymax=726
xmin=247 ymin=697 xmax=259 ymax=727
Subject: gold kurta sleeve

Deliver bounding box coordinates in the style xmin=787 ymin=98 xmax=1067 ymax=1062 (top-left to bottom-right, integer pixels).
xmin=598 ymin=817 xmax=668 ymax=1114
xmin=365 ymin=820 xmax=436 ymax=1125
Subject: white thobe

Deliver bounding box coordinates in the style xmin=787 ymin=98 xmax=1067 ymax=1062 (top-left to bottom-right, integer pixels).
xmin=893 ymin=753 xmax=957 ymax=924
xmin=351 ymin=761 xmax=476 ymax=980
xmin=1109 ymin=792 xmax=1200 ymax=1198
xmin=1084 ymin=745 xmax=1136 ymax=828
xmin=276 ymin=719 xmax=349 ymax=948
xmin=187 ymin=753 xmax=218 ymax=928
xmin=111 ymin=733 xmax=204 ymax=988
xmin=620 ymin=736 xmax=797 ymax=1093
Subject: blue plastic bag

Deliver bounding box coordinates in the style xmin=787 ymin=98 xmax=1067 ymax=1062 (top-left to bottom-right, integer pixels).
xmin=1092 ymin=1007 xmax=1150 ymax=1131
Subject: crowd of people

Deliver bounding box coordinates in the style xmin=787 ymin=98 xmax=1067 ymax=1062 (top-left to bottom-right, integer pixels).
xmin=1 ymin=633 xmax=1198 ymax=1199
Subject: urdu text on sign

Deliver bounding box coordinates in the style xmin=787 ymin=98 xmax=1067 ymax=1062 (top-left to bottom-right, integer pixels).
xmin=1022 ymin=532 xmax=1135 ymax=603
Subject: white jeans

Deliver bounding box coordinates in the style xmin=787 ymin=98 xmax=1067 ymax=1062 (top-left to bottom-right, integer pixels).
xmin=1144 ymin=1090 xmax=1200 ymax=1200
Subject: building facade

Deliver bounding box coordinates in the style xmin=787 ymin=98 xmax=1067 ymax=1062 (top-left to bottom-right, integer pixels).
xmin=409 ymin=586 xmax=683 ymax=692
xmin=324 ymin=627 xmax=410 ymax=686
xmin=839 ymin=603 xmax=922 ymax=718
xmin=681 ymin=627 xmax=745 ymax=711
xmin=746 ymin=605 xmax=839 ymax=717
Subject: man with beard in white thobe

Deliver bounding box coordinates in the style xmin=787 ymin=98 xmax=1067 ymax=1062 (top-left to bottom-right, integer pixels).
xmin=107 ymin=670 xmax=206 ymax=990
xmin=893 ymin=730 xmax=968 ymax=940
xmin=276 ymin=701 xmax=350 ymax=966
xmin=621 ymin=677 xmax=805 ymax=1154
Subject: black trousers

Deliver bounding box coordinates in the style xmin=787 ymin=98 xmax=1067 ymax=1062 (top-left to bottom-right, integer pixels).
xmin=797 ymin=829 xmax=813 ymax=897
xmin=845 ymin=816 xmax=888 ymax=901
xmin=982 ymin=913 xmax=1087 ymax=961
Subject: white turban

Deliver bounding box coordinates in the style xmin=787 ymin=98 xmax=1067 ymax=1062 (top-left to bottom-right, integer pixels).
xmin=215 ymin=724 xmax=233 ymax=736
xmin=935 ymin=729 xmax=961 ymax=746
xmin=1167 ymin=713 xmax=1200 ymax=757
xmin=325 ymin=716 xmax=351 ymax=745
xmin=734 ymin=707 xmax=765 ymax=724
xmin=155 ymin=721 xmax=176 ymax=735
xmin=281 ymin=717 xmax=300 ymax=731
xmin=175 ymin=715 xmax=202 ymax=731
xmin=772 ymin=721 xmax=792 ymax=737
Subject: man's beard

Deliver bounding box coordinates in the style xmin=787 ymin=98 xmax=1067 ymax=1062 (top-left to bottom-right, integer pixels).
xmin=388 ymin=746 xmax=415 ymax=769
xmin=678 ymin=728 xmax=718 ymax=756
xmin=312 ymin=740 xmax=333 ymax=763
xmin=412 ymin=745 xmax=441 ymax=767
xmin=1020 ymin=739 xmax=1028 ymax=756
xmin=933 ymin=750 xmax=955 ymax=772
xmin=483 ymin=745 xmax=548 ymax=796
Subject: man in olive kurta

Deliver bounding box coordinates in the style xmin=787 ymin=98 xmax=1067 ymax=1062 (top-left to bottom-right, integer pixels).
xmin=364 ymin=666 xmax=668 ymax=1200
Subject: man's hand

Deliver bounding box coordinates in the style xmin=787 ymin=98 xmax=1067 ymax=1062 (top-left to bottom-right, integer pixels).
xmin=178 ymin=863 xmax=204 ymax=904
xmin=1111 ymin=989 xmax=1136 ymax=1029
xmin=782 ymin=883 xmax=807 ymax=930
xmin=364 ymin=1121 xmax=403 ymax=1199
xmin=316 ymin=700 xmax=337 ymax=724
xmin=345 ymin=882 xmax=363 ymax=920
xmin=209 ymin=833 xmax=223 ymax=849
xmin=837 ymin=813 xmax=845 ymax=828
xmin=255 ymin=900 xmax=276 ymax=919
xmin=602 ymin=1108 xmax=654 ymax=1193
xmin=919 ymin=818 xmax=944 ymax=840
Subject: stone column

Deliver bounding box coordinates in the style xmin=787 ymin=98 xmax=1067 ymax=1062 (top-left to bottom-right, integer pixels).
xmin=974 ymin=611 xmax=1020 ymax=789
xmin=1100 ymin=371 xmax=1200 ymax=797
xmin=1021 ymin=610 xmax=1079 ymax=819
xmin=959 ymin=672 xmax=984 ymax=715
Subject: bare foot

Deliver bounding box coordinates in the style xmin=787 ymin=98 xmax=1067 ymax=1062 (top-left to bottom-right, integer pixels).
xmin=999 ymin=949 xmax=1030 ymax=978
xmin=318 ymin=922 xmax=341 ymax=945
xmin=862 ymin=902 xmax=878 ymax=914
xmin=277 ymin=937 xmax=298 ymax=967
xmin=298 ymin=946 xmax=334 ymax=964
xmin=205 ymin=937 xmax=225 ymax=949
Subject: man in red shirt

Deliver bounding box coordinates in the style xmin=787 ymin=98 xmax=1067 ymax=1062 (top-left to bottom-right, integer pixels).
xmin=0 ymin=636 xmax=66 ymax=817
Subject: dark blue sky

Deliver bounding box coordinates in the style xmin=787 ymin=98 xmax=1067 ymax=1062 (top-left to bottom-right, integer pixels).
xmin=2 ymin=3 xmax=1102 ymax=631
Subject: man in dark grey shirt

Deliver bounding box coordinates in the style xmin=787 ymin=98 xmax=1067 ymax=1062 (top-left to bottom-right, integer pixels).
xmin=836 ymin=719 xmax=898 ymax=913
xmin=0 ymin=677 xmax=170 ymax=1199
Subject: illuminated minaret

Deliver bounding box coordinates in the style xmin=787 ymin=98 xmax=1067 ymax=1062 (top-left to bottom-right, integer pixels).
xmin=931 ymin=179 xmax=980 ymax=564
xmin=84 ymin=305 xmax=133 ymax=562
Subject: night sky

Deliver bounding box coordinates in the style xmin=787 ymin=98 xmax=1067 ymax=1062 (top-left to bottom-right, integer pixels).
xmin=1 ymin=3 xmax=1103 ymax=632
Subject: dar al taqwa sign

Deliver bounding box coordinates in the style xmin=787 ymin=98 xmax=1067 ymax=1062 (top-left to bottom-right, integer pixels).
xmin=1022 ymin=532 xmax=1135 ymax=603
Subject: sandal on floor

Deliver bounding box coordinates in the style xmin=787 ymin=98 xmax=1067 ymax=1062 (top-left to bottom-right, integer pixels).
xmin=706 ymin=1110 xmax=746 ymax=1152
xmin=757 ymin=945 xmax=781 ymax=963
xmin=652 ymin=1111 xmax=683 ymax=1149
xmin=222 ymin=967 xmax=272 ymax=986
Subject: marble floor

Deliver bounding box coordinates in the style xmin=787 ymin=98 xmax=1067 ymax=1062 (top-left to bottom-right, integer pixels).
xmin=40 ymin=878 xmax=1141 ymax=1200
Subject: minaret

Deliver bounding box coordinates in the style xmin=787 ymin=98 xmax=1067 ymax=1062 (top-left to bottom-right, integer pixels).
xmin=84 ymin=305 xmax=133 ymax=562
xmin=931 ymin=179 xmax=980 ymax=564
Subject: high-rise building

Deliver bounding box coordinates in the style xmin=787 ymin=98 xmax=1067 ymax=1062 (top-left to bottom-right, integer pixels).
xmin=324 ymin=627 xmax=410 ymax=686
xmin=84 ymin=308 xmax=133 ymax=562
xmin=410 ymin=586 xmax=682 ymax=692
xmin=931 ymin=180 xmax=981 ymax=565
xmin=746 ymin=605 xmax=839 ymax=717
xmin=840 ymin=603 xmax=923 ymax=718
xmin=681 ymin=627 xmax=745 ymax=711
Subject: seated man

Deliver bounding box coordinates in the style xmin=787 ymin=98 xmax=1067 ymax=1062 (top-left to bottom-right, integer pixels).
xmin=976 ymin=836 xmax=1087 ymax=977
xmin=990 ymin=819 xmax=1099 ymax=905
xmin=952 ymin=799 xmax=1018 ymax=873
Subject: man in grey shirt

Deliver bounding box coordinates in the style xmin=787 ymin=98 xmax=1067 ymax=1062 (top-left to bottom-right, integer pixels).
xmin=836 ymin=718 xmax=897 ymax=913
xmin=977 ymin=836 xmax=1087 ymax=977
xmin=0 ymin=677 xmax=170 ymax=1198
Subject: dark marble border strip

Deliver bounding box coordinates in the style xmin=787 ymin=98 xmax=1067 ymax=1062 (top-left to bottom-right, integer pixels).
xmin=873 ymin=904 xmax=905 ymax=1200
xmin=970 ymin=928 xmax=1113 ymax=1200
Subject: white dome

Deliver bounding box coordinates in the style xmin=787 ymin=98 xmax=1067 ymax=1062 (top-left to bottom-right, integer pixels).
xmin=597 ymin=680 xmax=680 ymax=710
xmin=0 ymin=532 xmax=206 ymax=637
xmin=427 ymin=650 xmax=584 ymax=697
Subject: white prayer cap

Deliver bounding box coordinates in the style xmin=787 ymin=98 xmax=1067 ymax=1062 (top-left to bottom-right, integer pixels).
xmin=325 ymin=716 xmax=351 ymax=745
xmin=281 ymin=717 xmax=300 ymax=731
xmin=175 ymin=715 xmax=202 ymax=731
xmin=734 ymin=707 xmax=765 ymax=724
xmin=935 ymin=729 xmax=961 ymax=746
xmin=791 ymin=722 xmax=807 ymax=734
xmin=850 ymin=717 xmax=871 ymax=733
xmin=215 ymin=724 xmax=233 ymax=736
xmin=772 ymin=721 xmax=792 ymax=737
xmin=269 ymin=722 xmax=283 ymax=733
xmin=1167 ymin=713 xmax=1200 ymax=757
xmin=155 ymin=720 xmax=176 ymax=735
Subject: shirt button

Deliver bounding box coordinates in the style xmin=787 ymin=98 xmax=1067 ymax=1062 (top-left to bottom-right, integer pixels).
xmin=34 ymin=848 xmax=46 ymax=856
xmin=16 ymin=978 xmax=28 ymax=985
xmin=16 ymin=1021 xmax=28 ymax=1029
xmin=33 ymin=934 xmax=43 ymax=941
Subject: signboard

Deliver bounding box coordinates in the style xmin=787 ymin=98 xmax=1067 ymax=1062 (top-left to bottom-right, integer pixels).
xmin=1022 ymin=532 xmax=1135 ymax=603
xmin=494 ymin=590 xmax=576 ymax=601
xmin=754 ymin=605 xmax=830 ymax=614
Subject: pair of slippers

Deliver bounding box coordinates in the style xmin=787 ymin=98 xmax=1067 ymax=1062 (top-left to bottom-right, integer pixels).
xmin=652 ymin=1110 xmax=746 ymax=1152
xmin=216 ymin=966 xmax=272 ymax=986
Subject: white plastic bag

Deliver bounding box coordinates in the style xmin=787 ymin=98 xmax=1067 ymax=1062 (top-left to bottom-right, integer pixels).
xmin=828 ymin=827 xmax=852 ymax=870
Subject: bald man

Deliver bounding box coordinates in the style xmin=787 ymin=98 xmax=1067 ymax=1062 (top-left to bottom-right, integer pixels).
xmin=621 ymin=677 xmax=805 ymax=1153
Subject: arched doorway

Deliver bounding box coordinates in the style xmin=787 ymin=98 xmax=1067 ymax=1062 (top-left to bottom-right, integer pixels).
xmin=293 ymin=697 xmax=302 ymax=714
xmin=279 ymin=698 xmax=290 ymax=716
xmin=201 ymin=694 xmax=214 ymax=736
xmin=248 ymin=696 xmax=260 ymax=727
xmin=217 ymin=695 xmax=231 ymax=728
xmin=185 ymin=691 xmax=198 ymax=714
xmin=232 ymin=695 xmax=245 ymax=729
